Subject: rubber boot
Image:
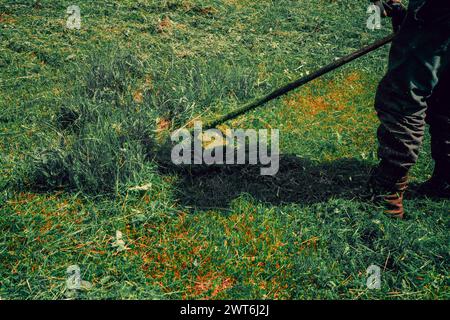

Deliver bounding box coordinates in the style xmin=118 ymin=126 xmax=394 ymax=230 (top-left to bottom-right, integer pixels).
xmin=368 ymin=166 xmax=409 ymax=219
xmin=417 ymin=163 xmax=450 ymax=199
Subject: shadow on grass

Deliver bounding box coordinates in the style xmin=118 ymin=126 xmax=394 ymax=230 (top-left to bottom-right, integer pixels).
xmin=163 ymin=155 xmax=372 ymax=209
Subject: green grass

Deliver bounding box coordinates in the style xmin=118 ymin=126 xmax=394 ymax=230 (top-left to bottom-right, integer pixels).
xmin=0 ymin=0 xmax=448 ymax=300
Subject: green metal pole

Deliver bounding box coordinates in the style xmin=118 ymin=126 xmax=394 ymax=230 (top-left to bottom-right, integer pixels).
xmin=203 ymin=33 xmax=395 ymax=130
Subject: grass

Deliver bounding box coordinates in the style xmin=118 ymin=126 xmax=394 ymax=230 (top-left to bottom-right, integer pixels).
xmin=0 ymin=0 xmax=448 ymax=300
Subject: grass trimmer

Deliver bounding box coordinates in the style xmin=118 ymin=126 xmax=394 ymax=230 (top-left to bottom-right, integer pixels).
xmin=202 ymin=33 xmax=396 ymax=130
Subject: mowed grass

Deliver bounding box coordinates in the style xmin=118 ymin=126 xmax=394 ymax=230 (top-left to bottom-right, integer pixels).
xmin=0 ymin=0 xmax=448 ymax=299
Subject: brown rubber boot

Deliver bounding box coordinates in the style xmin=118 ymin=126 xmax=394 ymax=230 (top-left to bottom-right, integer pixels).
xmin=417 ymin=163 xmax=450 ymax=199
xmin=368 ymin=167 xmax=409 ymax=219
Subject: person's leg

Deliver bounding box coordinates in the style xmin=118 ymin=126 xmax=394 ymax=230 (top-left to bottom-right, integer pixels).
xmin=421 ymin=68 xmax=450 ymax=197
xmin=370 ymin=14 xmax=450 ymax=217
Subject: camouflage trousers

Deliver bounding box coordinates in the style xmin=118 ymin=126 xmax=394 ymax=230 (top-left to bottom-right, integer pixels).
xmin=375 ymin=11 xmax=450 ymax=179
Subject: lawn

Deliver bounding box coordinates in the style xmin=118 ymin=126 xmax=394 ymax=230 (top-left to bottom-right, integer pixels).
xmin=0 ymin=0 xmax=448 ymax=299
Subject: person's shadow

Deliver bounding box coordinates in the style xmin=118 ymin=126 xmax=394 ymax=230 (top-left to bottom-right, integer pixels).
xmin=159 ymin=154 xmax=372 ymax=210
